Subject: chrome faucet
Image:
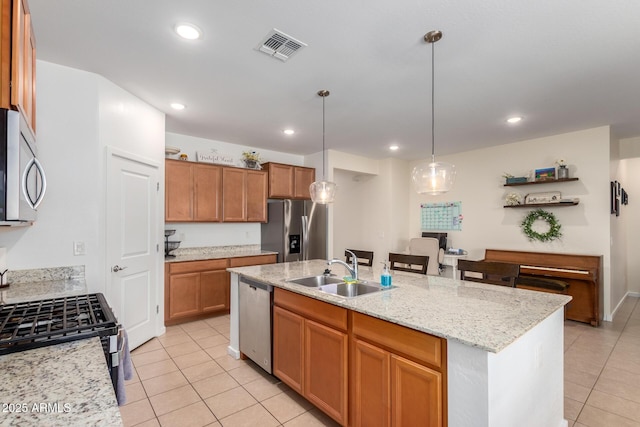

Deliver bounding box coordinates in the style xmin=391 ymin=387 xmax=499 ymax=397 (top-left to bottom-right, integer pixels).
xmin=328 ymin=249 xmax=358 ymax=281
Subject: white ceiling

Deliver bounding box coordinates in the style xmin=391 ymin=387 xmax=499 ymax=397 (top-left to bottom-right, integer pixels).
xmin=29 ymin=0 xmax=640 ymax=160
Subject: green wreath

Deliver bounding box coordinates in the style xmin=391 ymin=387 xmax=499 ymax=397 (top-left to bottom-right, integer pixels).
xmin=521 ymin=209 xmax=562 ymax=242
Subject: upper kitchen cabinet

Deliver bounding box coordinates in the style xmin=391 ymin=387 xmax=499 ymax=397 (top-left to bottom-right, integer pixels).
xmin=165 ymin=159 xmax=222 ymax=222
xmin=0 ymin=0 xmax=36 ymax=136
xmin=263 ymin=162 xmax=315 ymax=200
xmin=222 ymin=167 xmax=267 ymax=222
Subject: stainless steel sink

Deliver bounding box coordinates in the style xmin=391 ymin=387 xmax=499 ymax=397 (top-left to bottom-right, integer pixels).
xmin=318 ymin=281 xmax=392 ymax=298
xmin=287 ymin=275 xmax=344 ymax=287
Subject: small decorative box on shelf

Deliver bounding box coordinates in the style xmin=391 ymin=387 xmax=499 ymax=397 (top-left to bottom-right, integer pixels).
xmin=506 ymin=177 xmax=528 ymax=184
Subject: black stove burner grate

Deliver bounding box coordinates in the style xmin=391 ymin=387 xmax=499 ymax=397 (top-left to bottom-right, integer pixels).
xmin=0 ymin=293 xmax=118 ymax=355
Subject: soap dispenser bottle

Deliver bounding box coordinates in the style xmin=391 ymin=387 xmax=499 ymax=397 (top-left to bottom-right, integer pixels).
xmin=381 ymin=262 xmax=392 ymax=288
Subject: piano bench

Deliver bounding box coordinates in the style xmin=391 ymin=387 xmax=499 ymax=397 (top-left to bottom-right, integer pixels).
xmin=516 ymin=275 xmax=569 ymax=294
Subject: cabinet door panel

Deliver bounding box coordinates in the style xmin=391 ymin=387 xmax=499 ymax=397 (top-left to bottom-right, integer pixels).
xmin=293 ymin=167 xmax=315 ymax=199
xmin=246 ymin=170 xmax=267 ymax=222
xmin=391 ymin=355 xmax=442 ymax=427
xmin=194 ymin=164 xmax=222 ymax=221
xmin=168 ymin=272 xmax=200 ymax=319
xmin=222 ymin=168 xmax=246 ymax=221
xmin=273 ymin=306 xmax=304 ymax=394
xmin=166 ymin=160 xmax=193 ymax=221
xmin=200 ymin=270 xmax=229 ymax=313
xmin=267 ymin=163 xmax=294 ymax=198
xmin=352 ymin=338 xmax=390 ymax=427
xmin=304 ymin=319 xmax=348 ymax=426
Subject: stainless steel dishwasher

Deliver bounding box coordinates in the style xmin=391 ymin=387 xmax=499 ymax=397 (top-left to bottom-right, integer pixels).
xmin=239 ymin=276 xmax=273 ymax=374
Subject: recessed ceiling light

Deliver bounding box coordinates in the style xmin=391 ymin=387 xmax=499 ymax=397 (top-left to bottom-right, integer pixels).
xmin=175 ymin=23 xmax=202 ymax=40
xmin=171 ymin=103 xmax=186 ymax=110
xmin=283 ymin=129 xmax=295 ymax=135
xmin=507 ymin=116 xmax=523 ymax=124
xmin=389 ymin=144 xmax=399 ymax=151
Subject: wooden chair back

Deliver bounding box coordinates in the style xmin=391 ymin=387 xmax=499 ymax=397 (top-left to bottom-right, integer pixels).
xmin=388 ymin=253 xmax=429 ymax=275
xmin=458 ymin=260 xmax=520 ymax=287
xmin=345 ymin=249 xmax=374 ymax=267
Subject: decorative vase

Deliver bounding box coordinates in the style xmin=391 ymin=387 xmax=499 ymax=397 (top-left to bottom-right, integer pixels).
xmin=243 ymin=159 xmax=259 ymax=169
xmin=558 ymin=165 xmax=569 ymax=179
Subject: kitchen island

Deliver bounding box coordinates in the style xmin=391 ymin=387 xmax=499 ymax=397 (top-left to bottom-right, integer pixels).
xmin=228 ymin=260 xmax=572 ymax=427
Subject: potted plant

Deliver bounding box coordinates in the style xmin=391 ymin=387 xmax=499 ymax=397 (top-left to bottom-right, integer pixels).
xmin=242 ymin=150 xmax=262 ymax=169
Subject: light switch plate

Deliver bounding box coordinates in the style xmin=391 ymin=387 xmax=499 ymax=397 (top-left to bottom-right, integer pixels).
xmin=73 ymin=241 xmax=86 ymax=256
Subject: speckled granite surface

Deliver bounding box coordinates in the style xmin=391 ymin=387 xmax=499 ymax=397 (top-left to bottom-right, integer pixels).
xmin=228 ymin=260 xmax=572 ymax=353
xmin=0 ymin=338 xmax=122 ymax=426
xmin=7 ymin=265 xmax=84 ymax=284
xmin=1 ymin=266 xmax=87 ymax=304
xmin=166 ymin=244 xmax=277 ymax=263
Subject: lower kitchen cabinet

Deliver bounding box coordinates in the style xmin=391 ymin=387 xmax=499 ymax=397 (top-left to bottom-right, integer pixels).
xmin=273 ymin=288 xmax=348 ymax=426
xmin=350 ymin=311 xmax=445 ymax=427
xmin=166 ymin=254 xmax=277 ymax=325
xmin=165 ymin=259 xmax=229 ymax=324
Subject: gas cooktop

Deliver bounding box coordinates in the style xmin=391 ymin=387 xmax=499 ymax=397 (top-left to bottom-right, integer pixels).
xmin=0 ymin=293 xmax=118 ymax=355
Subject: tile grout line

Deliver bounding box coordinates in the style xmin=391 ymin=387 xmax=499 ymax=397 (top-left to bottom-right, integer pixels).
xmin=571 ymin=296 xmax=640 ymax=424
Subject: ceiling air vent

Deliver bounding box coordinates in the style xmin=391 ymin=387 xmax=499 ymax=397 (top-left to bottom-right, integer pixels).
xmin=257 ymin=29 xmax=307 ymax=62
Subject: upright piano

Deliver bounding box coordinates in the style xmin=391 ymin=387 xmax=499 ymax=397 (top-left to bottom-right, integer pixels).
xmin=484 ymin=249 xmax=603 ymax=326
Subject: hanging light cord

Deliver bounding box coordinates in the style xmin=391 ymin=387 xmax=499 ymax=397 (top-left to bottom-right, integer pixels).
xmin=322 ymin=93 xmax=326 ymax=180
xmin=431 ymin=38 xmax=436 ymax=163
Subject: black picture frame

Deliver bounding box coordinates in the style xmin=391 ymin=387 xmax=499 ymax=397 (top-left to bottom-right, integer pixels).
xmin=616 ymin=181 xmax=621 ymax=196
xmin=611 ymin=181 xmax=617 ymax=215
xmin=622 ymin=188 xmax=629 ymax=205
xmin=616 ymin=198 xmax=620 ymax=217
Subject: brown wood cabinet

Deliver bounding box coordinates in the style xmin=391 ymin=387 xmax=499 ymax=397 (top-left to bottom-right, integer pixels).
xmin=263 ymin=162 xmax=315 ymax=200
xmin=165 ymin=160 xmax=222 ymax=222
xmin=166 ymin=160 xmax=266 ymax=223
xmin=165 ymin=254 xmax=276 ymax=325
xmin=165 ymin=259 xmax=229 ymax=324
xmin=273 ymin=288 xmax=348 ymax=425
xmin=350 ymin=312 xmax=446 ymax=427
xmin=222 ymin=167 xmax=267 ymax=222
xmin=1 ymin=0 xmax=36 ymax=136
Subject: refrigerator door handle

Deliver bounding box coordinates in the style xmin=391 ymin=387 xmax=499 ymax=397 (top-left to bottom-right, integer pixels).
xmin=301 ymin=215 xmax=309 ymax=261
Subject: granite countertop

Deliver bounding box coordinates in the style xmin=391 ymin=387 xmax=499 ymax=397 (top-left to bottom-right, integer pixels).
xmin=1 ymin=279 xmax=87 ymax=304
xmin=0 ymin=268 xmax=122 ymax=426
xmin=0 ymin=338 xmax=122 ymax=426
xmin=228 ymin=259 xmax=572 ymax=353
xmin=166 ymin=244 xmax=277 ymax=263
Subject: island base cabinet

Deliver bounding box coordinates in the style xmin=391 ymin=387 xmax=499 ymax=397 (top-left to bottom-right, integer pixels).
xmin=352 ymin=338 xmax=391 ymax=427
xmin=273 ymin=288 xmax=348 ymax=426
xmin=304 ymin=320 xmax=348 ymax=425
xmin=391 ymin=355 xmax=442 ymax=427
xmin=273 ymin=305 xmax=304 ymax=395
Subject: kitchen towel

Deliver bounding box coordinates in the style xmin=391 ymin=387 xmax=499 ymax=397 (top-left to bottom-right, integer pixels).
xmin=116 ymin=329 xmax=133 ymax=406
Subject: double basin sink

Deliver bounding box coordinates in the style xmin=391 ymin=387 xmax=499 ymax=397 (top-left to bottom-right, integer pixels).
xmin=287 ymin=274 xmax=391 ymax=298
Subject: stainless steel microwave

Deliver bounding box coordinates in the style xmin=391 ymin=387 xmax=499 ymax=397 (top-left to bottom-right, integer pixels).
xmin=0 ymin=108 xmax=46 ymax=226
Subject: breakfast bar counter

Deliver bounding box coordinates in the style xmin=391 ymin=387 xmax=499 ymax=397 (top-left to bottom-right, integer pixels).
xmin=227 ymin=260 xmax=572 ymax=427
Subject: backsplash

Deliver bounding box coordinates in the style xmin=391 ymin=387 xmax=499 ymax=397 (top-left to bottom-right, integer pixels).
xmin=8 ymin=265 xmax=85 ymax=284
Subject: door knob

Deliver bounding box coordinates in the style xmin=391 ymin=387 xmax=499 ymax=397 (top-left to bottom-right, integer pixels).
xmin=112 ymin=265 xmax=128 ymax=273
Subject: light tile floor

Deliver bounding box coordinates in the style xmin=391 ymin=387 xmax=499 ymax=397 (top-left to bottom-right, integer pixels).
xmin=121 ymin=296 xmax=640 ymax=427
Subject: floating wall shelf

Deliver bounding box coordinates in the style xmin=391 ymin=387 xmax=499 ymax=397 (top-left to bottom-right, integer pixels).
xmin=504 ymin=177 xmax=579 ymax=187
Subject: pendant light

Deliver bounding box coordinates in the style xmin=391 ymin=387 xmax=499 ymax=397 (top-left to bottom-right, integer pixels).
xmin=411 ymin=30 xmax=456 ymax=195
xmin=309 ymin=89 xmax=337 ymax=204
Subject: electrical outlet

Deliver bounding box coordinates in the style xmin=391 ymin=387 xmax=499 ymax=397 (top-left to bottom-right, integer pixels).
xmin=73 ymin=241 xmax=86 ymax=256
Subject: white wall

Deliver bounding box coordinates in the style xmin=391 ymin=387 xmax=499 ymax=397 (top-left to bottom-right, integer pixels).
xmin=164 ymin=132 xmax=307 ymax=248
xmin=0 ymin=61 xmax=165 ymax=295
xmin=408 ymin=127 xmax=616 ymax=318
xmin=620 ymin=137 xmax=640 ymax=295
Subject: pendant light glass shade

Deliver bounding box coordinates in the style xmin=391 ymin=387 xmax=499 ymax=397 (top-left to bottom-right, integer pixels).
xmin=411 ymin=160 xmax=456 ymax=195
xmin=309 ymin=180 xmax=338 ymax=204
xmin=310 ymin=90 xmax=337 ymax=204
xmin=411 ymin=30 xmax=456 ymax=195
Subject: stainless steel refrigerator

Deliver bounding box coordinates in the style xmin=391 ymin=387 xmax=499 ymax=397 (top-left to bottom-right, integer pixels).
xmin=261 ymin=199 xmax=327 ymax=262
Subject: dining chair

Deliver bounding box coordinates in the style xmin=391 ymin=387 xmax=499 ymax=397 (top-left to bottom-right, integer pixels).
xmin=457 ymin=260 xmax=519 ymax=287
xmin=345 ymin=249 xmax=374 ymax=267
xmin=388 ymin=253 xmax=429 ymax=275
xmin=407 ymin=238 xmax=444 ymax=275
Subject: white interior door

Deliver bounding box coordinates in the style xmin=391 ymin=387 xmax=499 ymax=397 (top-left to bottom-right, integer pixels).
xmin=106 ymin=148 xmax=160 ymax=350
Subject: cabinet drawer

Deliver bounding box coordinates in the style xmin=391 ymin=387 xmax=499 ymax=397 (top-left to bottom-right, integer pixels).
xmin=169 ymin=259 xmax=229 ymax=274
xmin=351 ymin=312 xmax=443 ymax=369
xmin=229 ymin=254 xmax=277 ymax=267
xmin=274 ymin=288 xmax=347 ymax=331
